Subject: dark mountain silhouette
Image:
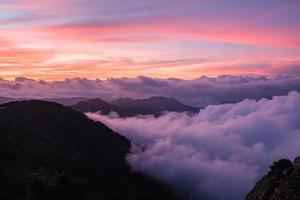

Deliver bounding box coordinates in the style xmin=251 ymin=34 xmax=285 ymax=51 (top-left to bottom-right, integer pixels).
xmin=0 ymin=101 xmax=177 ymax=200
xmin=44 ymin=97 xmax=91 ymax=106
xmin=246 ymin=156 xmax=300 ymax=200
xmin=71 ymin=96 xmax=199 ymax=117
xmin=110 ymin=96 xmax=199 ymax=112
xmin=69 ymin=98 xmax=130 ymax=116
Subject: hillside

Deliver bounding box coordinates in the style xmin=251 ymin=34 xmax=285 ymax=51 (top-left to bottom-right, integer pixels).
xmin=0 ymin=101 xmax=176 ymax=200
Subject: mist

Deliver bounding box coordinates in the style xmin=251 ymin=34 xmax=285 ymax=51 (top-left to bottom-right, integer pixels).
xmin=1 ymin=75 xmax=300 ymax=107
xmin=87 ymin=91 xmax=300 ymax=200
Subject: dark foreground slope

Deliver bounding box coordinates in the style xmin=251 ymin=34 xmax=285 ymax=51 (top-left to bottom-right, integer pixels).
xmin=0 ymin=101 xmax=176 ymax=200
xmin=246 ymin=156 xmax=300 ymax=200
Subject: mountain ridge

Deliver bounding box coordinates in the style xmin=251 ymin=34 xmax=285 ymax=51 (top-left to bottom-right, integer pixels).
xmin=71 ymin=96 xmax=199 ymax=117
xmin=0 ymin=100 xmax=177 ymax=200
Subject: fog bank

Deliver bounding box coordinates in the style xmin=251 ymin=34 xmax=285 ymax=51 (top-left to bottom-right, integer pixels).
xmin=87 ymin=91 xmax=300 ymax=200
xmin=1 ymin=75 xmax=300 ymax=107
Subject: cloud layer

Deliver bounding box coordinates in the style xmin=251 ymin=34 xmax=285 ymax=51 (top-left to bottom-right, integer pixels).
xmin=1 ymin=75 xmax=300 ymax=107
xmin=87 ymin=91 xmax=300 ymax=200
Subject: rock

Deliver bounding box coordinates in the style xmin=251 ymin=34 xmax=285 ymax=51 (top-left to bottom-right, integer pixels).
xmin=246 ymin=157 xmax=300 ymax=200
xmin=294 ymin=156 xmax=300 ymax=170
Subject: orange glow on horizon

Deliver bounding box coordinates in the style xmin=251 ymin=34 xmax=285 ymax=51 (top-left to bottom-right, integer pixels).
xmin=1 ymin=0 xmax=300 ymax=80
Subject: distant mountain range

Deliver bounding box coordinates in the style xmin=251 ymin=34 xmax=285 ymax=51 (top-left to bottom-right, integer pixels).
xmin=1 ymin=96 xmax=199 ymax=117
xmin=44 ymin=97 xmax=91 ymax=106
xmin=70 ymin=96 xmax=200 ymax=117
xmin=0 ymin=100 xmax=176 ymax=200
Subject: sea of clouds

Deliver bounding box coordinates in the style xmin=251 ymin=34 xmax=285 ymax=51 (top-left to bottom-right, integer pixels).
xmin=1 ymin=75 xmax=300 ymax=107
xmin=87 ymin=91 xmax=300 ymax=200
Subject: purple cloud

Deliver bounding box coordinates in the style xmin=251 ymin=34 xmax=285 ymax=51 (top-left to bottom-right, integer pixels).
xmin=87 ymin=91 xmax=300 ymax=200
xmin=1 ymin=75 xmax=300 ymax=108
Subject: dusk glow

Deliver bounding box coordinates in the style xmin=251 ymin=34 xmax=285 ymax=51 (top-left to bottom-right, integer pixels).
xmin=1 ymin=0 xmax=300 ymax=80
xmin=1 ymin=2 xmax=300 ymax=200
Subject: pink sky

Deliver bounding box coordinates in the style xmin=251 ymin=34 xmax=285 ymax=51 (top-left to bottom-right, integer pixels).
xmin=0 ymin=0 xmax=300 ymax=80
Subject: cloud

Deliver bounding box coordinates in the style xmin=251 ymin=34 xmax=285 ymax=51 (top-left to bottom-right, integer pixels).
xmin=86 ymin=91 xmax=300 ymax=200
xmin=3 ymin=0 xmax=300 ymax=47
xmin=1 ymin=75 xmax=300 ymax=108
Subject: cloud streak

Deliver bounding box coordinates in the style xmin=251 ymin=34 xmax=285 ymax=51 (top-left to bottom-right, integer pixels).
xmin=1 ymin=0 xmax=300 ymax=79
xmin=87 ymin=91 xmax=300 ymax=200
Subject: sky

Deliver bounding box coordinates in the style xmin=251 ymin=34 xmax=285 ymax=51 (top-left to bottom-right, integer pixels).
xmin=0 ymin=0 xmax=300 ymax=80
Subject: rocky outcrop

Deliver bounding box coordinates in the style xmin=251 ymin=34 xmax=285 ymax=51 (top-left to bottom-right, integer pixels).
xmin=246 ymin=156 xmax=300 ymax=200
xmin=294 ymin=156 xmax=300 ymax=170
